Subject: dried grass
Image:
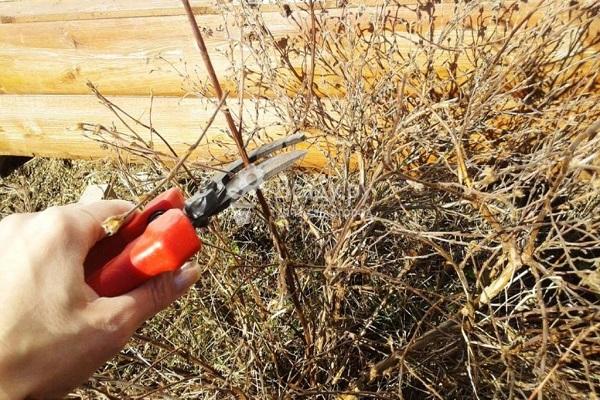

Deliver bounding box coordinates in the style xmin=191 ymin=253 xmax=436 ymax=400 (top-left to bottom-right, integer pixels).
xmin=2 ymin=0 xmax=599 ymax=398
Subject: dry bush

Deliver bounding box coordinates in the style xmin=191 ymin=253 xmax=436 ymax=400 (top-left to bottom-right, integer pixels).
xmin=3 ymin=0 xmax=599 ymax=398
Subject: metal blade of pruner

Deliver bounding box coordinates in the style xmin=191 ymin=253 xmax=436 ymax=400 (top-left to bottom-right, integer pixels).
xmin=225 ymin=150 xmax=306 ymax=200
xmin=211 ymin=132 xmax=305 ymax=187
xmin=184 ymin=134 xmax=306 ymax=227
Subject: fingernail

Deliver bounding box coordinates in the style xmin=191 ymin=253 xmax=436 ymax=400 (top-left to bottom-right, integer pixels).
xmin=173 ymin=262 xmax=201 ymax=292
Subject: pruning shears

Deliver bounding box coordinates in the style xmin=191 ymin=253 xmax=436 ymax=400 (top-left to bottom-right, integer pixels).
xmin=84 ymin=134 xmax=306 ymax=297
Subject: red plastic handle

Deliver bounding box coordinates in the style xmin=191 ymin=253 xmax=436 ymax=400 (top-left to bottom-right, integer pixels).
xmin=84 ymin=188 xmax=202 ymax=297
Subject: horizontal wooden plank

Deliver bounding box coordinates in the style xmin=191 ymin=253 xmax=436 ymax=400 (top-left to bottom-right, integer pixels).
xmin=0 ymin=1 xmax=596 ymax=169
xmin=0 ymin=0 xmax=218 ymax=23
xmin=0 ymin=94 xmax=330 ymax=168
xmin=0 ymin=1 xmax=563 ymax=97
xmin=0 ymin=0 xmax=450 ymax=23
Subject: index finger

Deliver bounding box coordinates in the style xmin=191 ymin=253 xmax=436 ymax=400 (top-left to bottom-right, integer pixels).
xmin=75 ymin=200 xmax=135 ymax=247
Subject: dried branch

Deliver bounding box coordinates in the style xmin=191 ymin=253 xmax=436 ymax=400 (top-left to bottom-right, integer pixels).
xmin=180 ymin=0 xmax=312 ymax=346
xmin=101 ymin=94 xmax=228 ymax=235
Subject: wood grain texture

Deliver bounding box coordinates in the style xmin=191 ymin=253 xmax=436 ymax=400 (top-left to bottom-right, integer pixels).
xmin=0 ymin=0 xmax=450 ymax=23
xmin=0 ymin=94 xmax=330 ymax=168
xmin=0 ymin=1 xmax=553 ymax=96
xmin=0 ymin=7 xmax=419 ymax=96
xmin=0 ymin=0 xmax=596 ymax=164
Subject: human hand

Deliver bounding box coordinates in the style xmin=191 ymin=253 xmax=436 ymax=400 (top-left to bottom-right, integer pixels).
xmin=0 ymin=201 xmax=201 ymax=399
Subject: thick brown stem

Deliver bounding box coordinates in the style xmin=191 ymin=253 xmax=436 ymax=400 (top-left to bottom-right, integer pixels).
xmin=180 ymin=0 xmax=311 ymax=346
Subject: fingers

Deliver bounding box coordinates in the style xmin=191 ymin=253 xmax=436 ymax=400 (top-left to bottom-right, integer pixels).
xmin=93 ymin=262 xmax=201 ymax=333
xmin=126 ymin=262 xmax=202 ymax=324
xmin=29 ymin=200 xmax=133 ymax=262
xmin=74 ymin=200 xmax=134 ymax=248
xmin=78 ymin=184 xmax=109 ymax=205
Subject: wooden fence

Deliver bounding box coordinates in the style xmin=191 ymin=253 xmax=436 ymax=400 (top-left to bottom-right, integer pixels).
xmin=0 ymin=0 xmax=596 ymax=168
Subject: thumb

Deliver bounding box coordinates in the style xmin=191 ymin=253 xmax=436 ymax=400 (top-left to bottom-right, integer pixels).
xmin=95 ymin=262 xmax=201 ymax=332
xmin=129 ymin=262 xmax=202 ymax=323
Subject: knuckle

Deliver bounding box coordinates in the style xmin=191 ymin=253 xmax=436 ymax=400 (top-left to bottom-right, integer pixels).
xmin=0 ymin=213 xmax=35 ymax=241
xmin=0 ymin=213 xmax=24 ymax=229
xmin=110 ymin=323 xmax=132 ymax=350
xmin=90 ymin=310 xmax=131 ymax=349
xmin=39 ymin=207 xmax=73 ymax=234
xmin=148 ymin=274 xmax=176 ymax=314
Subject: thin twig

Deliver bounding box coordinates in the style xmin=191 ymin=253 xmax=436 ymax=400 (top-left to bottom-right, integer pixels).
xmin=101 ymin=94 xmax=228 ymax=235
xmin=180 ymin=0 xmax=312 ymax=346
